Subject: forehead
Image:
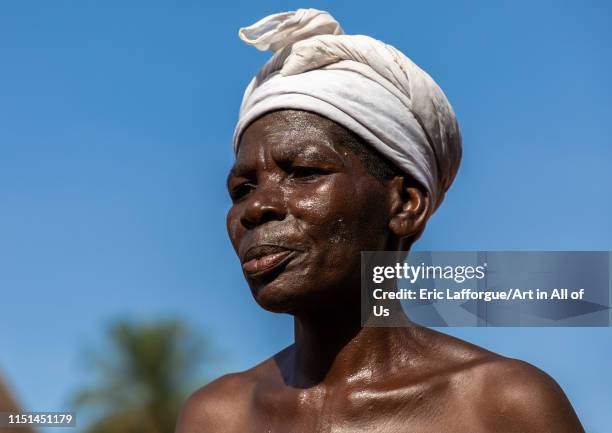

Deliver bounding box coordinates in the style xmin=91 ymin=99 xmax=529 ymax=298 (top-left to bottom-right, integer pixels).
xmin=233 ymin=110 xmax=349 ymax=166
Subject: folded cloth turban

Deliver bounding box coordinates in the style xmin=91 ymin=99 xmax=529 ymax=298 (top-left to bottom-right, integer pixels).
xmin=233 ymin=8 xmax=462 ymax=214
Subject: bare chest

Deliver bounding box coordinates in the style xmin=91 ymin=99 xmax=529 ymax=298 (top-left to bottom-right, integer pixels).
xmin=237 ymin=380 xmax=487 ymax=433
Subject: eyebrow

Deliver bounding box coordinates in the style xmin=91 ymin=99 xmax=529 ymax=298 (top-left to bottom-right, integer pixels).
xmin=226 ymin=164 xmax=253 ymax=189
xmin=226 ymin=136 xmax=346 ymax=187
xmin=228 ymin=163 xmax=251 ymax=178
xmin=276 ymin=138 xmax=346 ymax=165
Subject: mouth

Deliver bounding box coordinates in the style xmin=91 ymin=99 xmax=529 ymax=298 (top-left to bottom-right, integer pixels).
xmin=242 ymin=245 xmax=297 ymax=280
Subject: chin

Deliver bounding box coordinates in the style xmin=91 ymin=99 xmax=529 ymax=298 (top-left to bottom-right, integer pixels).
xmin=252 ymin=277 xmax=352 ymax=317
xmin=249 ymin=277 xmax=318 ymax=314
xmin=253 ymin=289 xmax=301 ymax=314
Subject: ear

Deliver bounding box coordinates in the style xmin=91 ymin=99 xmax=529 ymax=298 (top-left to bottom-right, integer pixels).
xmin=388 ymin=176 xmax=431 ymax=239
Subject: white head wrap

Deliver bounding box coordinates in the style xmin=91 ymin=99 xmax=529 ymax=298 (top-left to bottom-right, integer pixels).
xmin=233 ymin=8 xmax=462 ymax=214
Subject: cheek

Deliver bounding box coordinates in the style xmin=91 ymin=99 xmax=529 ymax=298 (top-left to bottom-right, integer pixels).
xmin=291 ymin=182 xmax=335 ymax=219
xmin=226 ymin=206 xmax=243 ymax=251
xmin=291 ymin=176 xmax=386 ymax=247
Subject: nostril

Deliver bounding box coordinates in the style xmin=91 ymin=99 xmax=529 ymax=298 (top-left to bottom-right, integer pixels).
xmin=240 ymin=215 xmax=256 ymax=230
xmin=259 ymin=209 xmax=284 ymax=225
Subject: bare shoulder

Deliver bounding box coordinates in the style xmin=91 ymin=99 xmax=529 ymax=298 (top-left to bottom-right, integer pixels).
xmin=175 ymin=372 xmax=253 ymax=433
xmin=415 ymin=329 xmax=584 ymax=432
xmin=472 ymin=357 xmax=585 ymax=433
xmin=175 ymin=355 xmax=279 ymax=433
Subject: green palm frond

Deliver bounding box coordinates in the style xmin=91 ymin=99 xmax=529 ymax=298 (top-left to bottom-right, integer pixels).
xmin=73 ymin=319 xmax=210 ymax=433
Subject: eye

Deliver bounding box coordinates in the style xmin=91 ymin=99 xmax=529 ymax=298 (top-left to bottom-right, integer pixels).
xmin=289 ymin=166 xmax=329 ymax=181
xmin=230 ymin=182 xmax=255 ymax=202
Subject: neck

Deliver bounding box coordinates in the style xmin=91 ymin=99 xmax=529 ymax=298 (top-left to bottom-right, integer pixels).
xmin=289 ymin=302 xmax=421 ymax=388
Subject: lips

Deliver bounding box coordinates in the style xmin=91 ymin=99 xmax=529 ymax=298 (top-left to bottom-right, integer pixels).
xmin=242 ymin=245 xmax=297 ymax=279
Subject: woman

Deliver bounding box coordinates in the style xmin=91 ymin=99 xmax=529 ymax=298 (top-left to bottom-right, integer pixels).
xmin=176 ymin=9 xmax=584 ymax=433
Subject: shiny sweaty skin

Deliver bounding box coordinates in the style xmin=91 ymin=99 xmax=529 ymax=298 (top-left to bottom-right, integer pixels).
xmin=176 ymin=110 xmax=585 ymax=433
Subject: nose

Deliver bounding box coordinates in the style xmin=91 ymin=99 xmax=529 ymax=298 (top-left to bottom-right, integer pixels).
xmin=240 ymin=184 xmax=286 ymax=230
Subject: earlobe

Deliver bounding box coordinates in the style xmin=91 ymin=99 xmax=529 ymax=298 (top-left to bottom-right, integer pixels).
xmin=388 ymin=177 xmax=430 ymax=239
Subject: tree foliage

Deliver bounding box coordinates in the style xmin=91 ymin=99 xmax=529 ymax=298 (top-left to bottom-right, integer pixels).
xmin=75 ymin=319 xmax=208 ymax=433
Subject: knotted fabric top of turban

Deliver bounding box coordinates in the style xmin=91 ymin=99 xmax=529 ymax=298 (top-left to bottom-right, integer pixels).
xmin=233 ymin=8 xmax=462 ymax=215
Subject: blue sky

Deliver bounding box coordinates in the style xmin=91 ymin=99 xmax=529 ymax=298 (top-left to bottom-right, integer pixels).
xmin=0 ymin=1 xmax=610 ymax=432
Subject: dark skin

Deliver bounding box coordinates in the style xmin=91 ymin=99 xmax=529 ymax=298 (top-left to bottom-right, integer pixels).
xmin=176 ymin=110 xmax=585 ymax=433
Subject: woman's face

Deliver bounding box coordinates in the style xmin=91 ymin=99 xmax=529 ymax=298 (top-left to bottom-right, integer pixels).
xmin=226 ymin=110 xmax=393 ymax=315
